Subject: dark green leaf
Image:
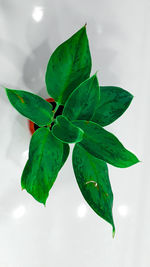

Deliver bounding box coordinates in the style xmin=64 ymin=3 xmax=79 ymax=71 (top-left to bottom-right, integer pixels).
xmin=92 ymin=86 xmax=133 ymax=126
xmin=73 ymin=120 xmax=139 ymax=168
xmin=21 ymin=128 xmax=63 ymax=204
xmin=73 ymin=144 xmax=115 ymax=234
xmin=52 ymin=115 xmax=84 ymax=143
xmin=61 ymin=143 xmax=70 ymax=168
xmin=5 ymin=89 xmax=53 ymax=127
xmin=45 ymin=25 xmax=92 ymax=104
xmin=63 ymin=74 xmax=100 ymax=121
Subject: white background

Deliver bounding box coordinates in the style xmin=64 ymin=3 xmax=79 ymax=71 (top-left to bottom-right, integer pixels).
xmin=0 ymin=0 xmax=149 ymax=266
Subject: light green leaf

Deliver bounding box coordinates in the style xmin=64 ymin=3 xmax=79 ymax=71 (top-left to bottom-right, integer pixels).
xmin=45 ymin=25 xmax=92 ymax=104
xmin=73 ymin=144 xmax=115 ymax=234
xmin=73 ymin=120 xmax=139 ymax=168
xmin=92 ymin=86 xmax=133 ymax=126
xmin=63 ymin=74 xmax=100 ymax=121
xmin=5 ymin=89 xmax=53 ymax=127
xmin=52 ymin=115 xmax=84 ymax=143
xmin=21 ymin=127 xmax=63 ymax=204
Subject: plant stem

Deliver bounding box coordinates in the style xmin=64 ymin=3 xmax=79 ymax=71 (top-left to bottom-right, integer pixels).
xmin=54 ymin=102 xmax=60 ymax=114
xmin=51 ymin=102 xmax=60 ymax=123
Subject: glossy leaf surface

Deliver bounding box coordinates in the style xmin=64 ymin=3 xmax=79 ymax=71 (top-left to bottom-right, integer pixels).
xmin=63 ymin=74 xmax=100 ymax=121
xmin=6 ymin=89 xmax=53 ymax=126
xmin=92 ymin=86 xmax=133 ymax=126
xmin=52 ymin=115 xmax=84 ymax=143
xmin=21 ymin=128 xmax=63 ymax=204
xmin=73 ymin=144 xmax=115 ymax=234
xmin=73 ymin=120 xmax=139 ymax=168
xmin=45 ymin=25 xmax=92 ymax=104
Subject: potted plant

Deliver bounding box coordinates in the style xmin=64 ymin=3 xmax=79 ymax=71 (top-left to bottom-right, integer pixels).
xmin=5 ymin=25 xmax=139 ymax=236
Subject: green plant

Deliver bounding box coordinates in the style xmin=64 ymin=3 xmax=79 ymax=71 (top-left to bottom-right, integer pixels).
xmin=5 ymin=25 xmax=139 ymax=236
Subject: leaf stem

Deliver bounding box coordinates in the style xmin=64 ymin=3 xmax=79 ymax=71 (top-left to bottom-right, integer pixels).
xmin=51 ymin=102 xmax=60 ymax=125
xmin=54 ymin=102 xmax=60 ymax=114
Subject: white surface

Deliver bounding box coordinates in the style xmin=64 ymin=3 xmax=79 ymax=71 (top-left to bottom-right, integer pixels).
xmin=0 ymin=0 xmax=149 ymax=266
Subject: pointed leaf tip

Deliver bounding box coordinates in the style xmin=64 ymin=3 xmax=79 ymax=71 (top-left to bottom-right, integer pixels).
xmin=73 ymin=120 xmax=139 ymax=168
xmin=46 ymin=25 xmax=92 ymax=104
xmin=94 ymin=71 xmax=99 ymax=77
xmin=73 ymin=144 xmax=114 ymax=231
xmin=63 ymin=75 xmax=99 ymax=121
xmin=112 ymin=227 xmax=115 ymax=238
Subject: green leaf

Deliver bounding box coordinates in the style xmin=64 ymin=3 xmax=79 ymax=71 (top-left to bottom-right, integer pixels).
xmin=73 ymin=120 xmax=139 ymax=168
xmin=61 ymin=143 xmax=70 ymax=168
xmin=52 ymin=115 xmax=84 ymax=143
xmin=5 ymin=89 xmax=53 ymax=127
xmin=45 ymin=25 xmax=92 ymax=104
xmin=63 ymin=74 xmax=100 ymax=121
xmin=21 ymin=127 xmax=63 ymax=204
xmin=73 ymin=144 xmax=115 ymax=234
xmin=92 ymin=86 xmax=133 ymax=126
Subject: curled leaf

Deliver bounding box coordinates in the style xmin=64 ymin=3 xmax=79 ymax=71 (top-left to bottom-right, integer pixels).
xmin=52 ymin=115 xmax=84 ymax=143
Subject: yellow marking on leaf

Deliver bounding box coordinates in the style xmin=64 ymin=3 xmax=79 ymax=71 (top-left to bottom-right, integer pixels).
xmin=85 ymin=121 xmax=90 ymax=124
xmin=16 ymin=94 xmax=25 ymax=103
xmin=85 ymin=180 xmax=98 ymax=188
xmin=103 ymin=192 xmax=109 ymax=199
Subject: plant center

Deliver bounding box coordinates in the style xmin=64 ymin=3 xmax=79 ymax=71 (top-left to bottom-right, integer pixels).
xmin=34 ymin=101 xmax=64 ymax=132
